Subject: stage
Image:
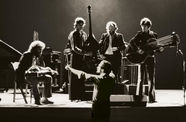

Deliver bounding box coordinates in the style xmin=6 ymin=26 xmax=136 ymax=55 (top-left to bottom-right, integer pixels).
xmin=0 ymin=89 xmax=186 ymax=122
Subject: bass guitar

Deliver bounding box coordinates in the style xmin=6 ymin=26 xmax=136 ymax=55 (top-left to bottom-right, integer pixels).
xmin=83 ymin=5 xmax=99 ymax=60
xmin=126 ymin=32 xmax=180 ymax=64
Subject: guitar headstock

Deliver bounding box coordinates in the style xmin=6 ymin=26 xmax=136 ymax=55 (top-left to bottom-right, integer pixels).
xmin=88 ymin=5 xmax=91 ymax=14
xmin=154 ymin=32 xmax=181 ymax=48
xmin=171 ymin=32 xmax=180 ymax=46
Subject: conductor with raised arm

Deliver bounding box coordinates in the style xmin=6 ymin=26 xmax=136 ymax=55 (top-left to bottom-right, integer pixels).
xmin=66 ymin=60 xmax=115 ymax=122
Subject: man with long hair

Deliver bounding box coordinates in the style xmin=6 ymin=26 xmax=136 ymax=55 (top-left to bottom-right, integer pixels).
xmin=99 ymin=21 xmax=126 ymax=83
xmin=17 ymin=40 xmax=57 ymax=105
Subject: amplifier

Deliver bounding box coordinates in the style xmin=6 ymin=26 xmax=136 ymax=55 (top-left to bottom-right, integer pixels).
xmin=110 ymin=94 xmax=147 ymax=106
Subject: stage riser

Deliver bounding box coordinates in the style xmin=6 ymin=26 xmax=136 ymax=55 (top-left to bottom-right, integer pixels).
xmin=0 ymin=107 xmax=185 ymax=122
xmin=78 ymin=84 xmax=150 ymax=102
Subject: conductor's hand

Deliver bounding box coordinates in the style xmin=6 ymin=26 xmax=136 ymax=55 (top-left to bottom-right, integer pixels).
xmin=65 ymin=64 xmax=70 ymax=70
xmin=52 ymin=70 xmax=59 ymax=75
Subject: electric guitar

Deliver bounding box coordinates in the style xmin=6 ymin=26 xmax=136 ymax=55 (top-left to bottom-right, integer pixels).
xmin=126 ymin=32 xmax=180 ymax=64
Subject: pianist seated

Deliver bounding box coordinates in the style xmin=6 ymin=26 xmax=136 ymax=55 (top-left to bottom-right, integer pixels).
xmin=16 ymin=40 xmax=58 ymax=105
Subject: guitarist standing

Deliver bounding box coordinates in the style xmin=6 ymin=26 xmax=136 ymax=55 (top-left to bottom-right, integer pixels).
xmin=129 ymin=17 xmax=163 ymax=103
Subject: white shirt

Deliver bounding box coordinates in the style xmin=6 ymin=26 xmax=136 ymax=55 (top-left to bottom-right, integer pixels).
xmin=105 ymin=35 xmax=113 ymax=55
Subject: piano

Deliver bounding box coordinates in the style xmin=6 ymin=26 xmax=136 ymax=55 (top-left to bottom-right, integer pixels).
xmin=0 ymin=40 xmax=22 ymax=91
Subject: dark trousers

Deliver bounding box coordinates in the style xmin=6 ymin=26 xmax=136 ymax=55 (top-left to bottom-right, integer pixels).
xmin=136 ymin=57 xmax=156 ymax=101
xmin=26 ymin=74 xmax=52 ymax=102
xmin=104 ymin=54 xmax=121 ymax=83
xmin=70 ymin=52 xmax=85 ymax=100
xmin=91 ymin=102 xmax=110 ymax=122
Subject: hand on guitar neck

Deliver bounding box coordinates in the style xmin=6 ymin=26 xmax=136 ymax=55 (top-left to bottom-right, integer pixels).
xmin=158 ymin=47 xmax=164 ymax=52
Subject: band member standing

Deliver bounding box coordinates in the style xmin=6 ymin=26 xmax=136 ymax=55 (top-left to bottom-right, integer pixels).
xmin=16 ymin=40 xmax=57 ymax=105
xmin=99 ymin=21 xmax=126 ymax=83
xmin=66 ymin=17 xmax=87 ymax=100
xmin=129 ymin=17 xmax=163 ymax=103
xmin=66 ymin=60 xmax=115 ymax=122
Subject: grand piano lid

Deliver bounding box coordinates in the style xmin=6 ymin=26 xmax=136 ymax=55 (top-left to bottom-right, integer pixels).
xmin=0 ymin=40 xmax=22 ymax=62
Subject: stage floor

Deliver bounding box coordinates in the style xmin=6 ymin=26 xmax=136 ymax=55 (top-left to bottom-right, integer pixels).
xmin=0 ymin=89 xmax=186 ymax=122
xmin=0 ymin=89 xmax=185 ymax=107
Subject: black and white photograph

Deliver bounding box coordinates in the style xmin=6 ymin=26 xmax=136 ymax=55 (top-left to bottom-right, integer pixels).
xmin=0 ymin=0 xmax=186 ymax=122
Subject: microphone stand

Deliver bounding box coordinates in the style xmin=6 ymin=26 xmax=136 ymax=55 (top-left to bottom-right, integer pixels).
xmin=176 ymin=45 xmax=186 ymax=106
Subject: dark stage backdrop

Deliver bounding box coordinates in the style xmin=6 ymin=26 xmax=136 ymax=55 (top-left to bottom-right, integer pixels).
xmin=0 ymin=0 xmax=185 ymax=89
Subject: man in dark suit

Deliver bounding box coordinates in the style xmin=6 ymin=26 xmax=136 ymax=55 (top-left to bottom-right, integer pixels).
xmin=129 ymin=17 xmax=164 ymax=103
xmin=16 ymin=40 xmax=57 ymax=105
xmin=99 ymin=21 xmax=126 ymax=83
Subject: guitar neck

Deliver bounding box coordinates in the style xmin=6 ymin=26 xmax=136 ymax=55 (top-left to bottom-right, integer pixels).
xmin=157 ymin=35 xmax=171 ymax=44
xmin=88 ymin=5 xmax=93 ymax=37
xmin=88 ymin=12 xmax=92 ymax=36
xmin=156 ymin=35 xmax=176 ymax=47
